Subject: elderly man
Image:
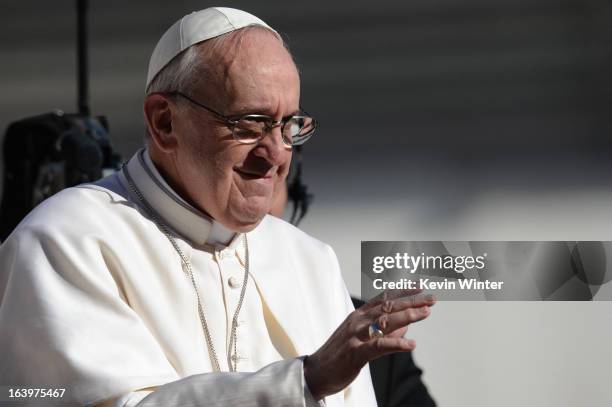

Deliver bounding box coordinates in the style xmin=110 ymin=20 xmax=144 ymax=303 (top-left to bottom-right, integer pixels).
xmin=0 ymin=7 xmax=434 ymax=407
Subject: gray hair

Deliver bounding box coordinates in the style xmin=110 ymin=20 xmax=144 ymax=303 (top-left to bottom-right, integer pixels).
xmin=144 ymin=25 xmax=292 ymax=143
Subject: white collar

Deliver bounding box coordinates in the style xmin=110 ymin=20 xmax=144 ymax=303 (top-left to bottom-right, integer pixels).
xmin=120 ymin=148 xmax=239 ymax=249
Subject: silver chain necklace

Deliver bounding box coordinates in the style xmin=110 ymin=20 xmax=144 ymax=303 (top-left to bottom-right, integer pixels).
xmin=122 ymin=165 xmax=249 ymax=372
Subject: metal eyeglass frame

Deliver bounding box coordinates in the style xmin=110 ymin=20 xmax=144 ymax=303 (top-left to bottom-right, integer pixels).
xmin=166 ymin=91 xmax=316 ymax=147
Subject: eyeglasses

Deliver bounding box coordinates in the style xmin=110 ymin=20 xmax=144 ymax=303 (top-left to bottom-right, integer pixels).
xmin=167 ymin=91 xmax=317 ymax=147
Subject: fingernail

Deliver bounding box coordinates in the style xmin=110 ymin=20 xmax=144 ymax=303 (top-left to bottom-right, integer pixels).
xmin=425 ymin=294 xmax=435 ymax=303
xmin=420 ymin=306 xmax=429 ymax=315
xmin=379 ymin=314 xmax=388 ymax=330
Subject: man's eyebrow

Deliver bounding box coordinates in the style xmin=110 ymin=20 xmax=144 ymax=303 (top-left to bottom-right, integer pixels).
xmin=227 ymin=107 xmax=301 ymax=119
xmin=284 ymin=109 xmax=301 ymax=118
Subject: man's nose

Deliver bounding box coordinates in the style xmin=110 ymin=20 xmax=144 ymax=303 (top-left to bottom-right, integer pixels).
xmin=253 ymin=125 xmax=288 ymax=165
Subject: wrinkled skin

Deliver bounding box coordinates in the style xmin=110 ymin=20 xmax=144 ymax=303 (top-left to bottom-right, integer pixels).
xmin=145 ymin=28 xmax=297 ymax=232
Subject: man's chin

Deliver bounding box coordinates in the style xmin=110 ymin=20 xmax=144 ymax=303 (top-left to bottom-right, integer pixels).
xmin=226 ymin=201 xmax=270 ymax=232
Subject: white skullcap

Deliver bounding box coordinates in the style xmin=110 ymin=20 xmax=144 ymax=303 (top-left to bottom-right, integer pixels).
xmin=146 ymin=7 xmax=277 ymax=89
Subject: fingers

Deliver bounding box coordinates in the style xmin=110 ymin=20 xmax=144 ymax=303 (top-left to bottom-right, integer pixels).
xmin=380 ymin=305 xmax=431 ymax=334
xmin=385 ymin=326 xmax=408 ymax=339
xmin=306 ymin=292 xmax=430 ymax=400
xmin=362 ymin=288 xmax=424 ymax=310
xmin=363 ymin=292 xmax=436 ymax=320
xmin=357 ymin=292 xmax=435 ymax=341
xmin=360 ymin=303 xmax=431 ymax=341
xmin=362 ymin=336 xmax=417 ymax=360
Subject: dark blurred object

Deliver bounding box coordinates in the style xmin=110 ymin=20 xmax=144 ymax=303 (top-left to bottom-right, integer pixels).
xmin=0 ymin=111 xmax=120 ymax=240
xmin=287 ymin=146 xmax=314 ymax=226
xmin=0 ymin=0 xmax=121 ymax=241
xmin=352 ymin=298 xmax=437 ymax=407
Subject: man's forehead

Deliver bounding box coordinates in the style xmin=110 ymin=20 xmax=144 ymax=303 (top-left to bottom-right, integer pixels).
xmin=209 ymin=27 xmax=289 ymax=71
xmin=195 ymin=31 xmax=300 ymax=116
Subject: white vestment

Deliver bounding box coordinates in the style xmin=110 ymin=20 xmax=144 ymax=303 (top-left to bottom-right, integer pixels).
xmin=0 ymin=149 xmax=377 ymax=407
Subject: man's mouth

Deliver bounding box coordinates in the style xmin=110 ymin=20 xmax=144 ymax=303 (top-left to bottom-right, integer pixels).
xmin=234 ymin=167 xmax=276 ymax=180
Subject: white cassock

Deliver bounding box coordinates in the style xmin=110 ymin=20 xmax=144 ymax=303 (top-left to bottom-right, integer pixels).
xmin=0 ymin=149 xmax=377 ymax=407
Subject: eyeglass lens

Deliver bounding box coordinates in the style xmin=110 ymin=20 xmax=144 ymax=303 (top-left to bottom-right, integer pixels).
xmin=232 ymin=115 xmax=315 ymax=145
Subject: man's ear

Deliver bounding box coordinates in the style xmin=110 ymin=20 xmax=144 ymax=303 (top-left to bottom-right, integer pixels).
xmin=144 ymin=93 xmax=178 ymax=152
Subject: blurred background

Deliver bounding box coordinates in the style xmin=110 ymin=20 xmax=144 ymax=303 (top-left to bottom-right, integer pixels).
xmin=2 ymin=0 xmax=612 ymax=406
